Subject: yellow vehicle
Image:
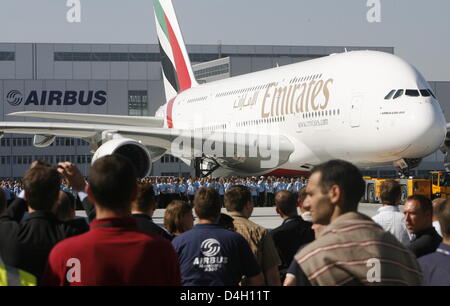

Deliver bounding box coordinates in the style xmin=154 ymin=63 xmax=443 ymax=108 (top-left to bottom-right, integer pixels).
xmin=430 ymin=171 xmax=450 ymax=199
xmin=363 ymin=171 xmax=450 ymax=203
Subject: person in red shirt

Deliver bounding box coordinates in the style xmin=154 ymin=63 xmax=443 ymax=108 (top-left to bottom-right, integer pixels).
xmin=42 ymin=155 xmax=181 ymax=286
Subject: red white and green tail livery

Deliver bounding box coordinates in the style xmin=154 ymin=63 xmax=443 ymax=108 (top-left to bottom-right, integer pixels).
xmin=153 ymin=0 xmax=198 ymax=102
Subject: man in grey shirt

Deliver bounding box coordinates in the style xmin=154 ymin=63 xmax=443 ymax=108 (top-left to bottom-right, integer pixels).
xmin=372 ymin=179 xmax=410 ymax=245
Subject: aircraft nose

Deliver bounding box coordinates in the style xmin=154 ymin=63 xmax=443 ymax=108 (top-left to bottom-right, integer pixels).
xmin=402 ymin=101 xmax=446 ymax=158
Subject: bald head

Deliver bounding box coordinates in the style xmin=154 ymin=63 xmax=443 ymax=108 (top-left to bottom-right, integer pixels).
xmin=275 ymin=190 xmax=298 ymax=217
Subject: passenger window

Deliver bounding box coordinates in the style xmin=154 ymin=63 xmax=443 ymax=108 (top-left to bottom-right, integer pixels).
xmin=405 ymin=89 xmax=420 ymax=97
xmin=384 ymin=90 xmax=396 ymax=100
xmin=393 ymin=89 xmax=404 ymax=99
xmin=420 ymin=89 xmax=431 ymax=97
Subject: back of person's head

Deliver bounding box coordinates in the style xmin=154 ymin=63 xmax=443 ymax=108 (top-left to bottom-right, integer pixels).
xmin=131 ymin=183 xmax=156 ymax=215
xmin=406 ymin=195 xmax=433 ymax=214
xmin=437 ymin=199 xmax=450 ymax=238
xmin=218 ymin=213 xmax=235 ymax=231
xmin=224 ymin=185 xmax=251 ymax=212
xmin=379 ymin=179 xmax=401 ymax=205
xmin=275 ymin=190 xmax=298 ymax=216
xmin=32 ymin=159 xmax=52 ymax=168
xmin=53 ymin=191 xmax=76 ymax=221
xmin=432 ymin=198 xmax=446 ymax=221
xmin=88 ymin=155 xmax=137 ymax=212
xmin=298 ymin=187 xmax=307 ymax=202
xmin=23 ymin=166 xmax=61 ymax=211
xmin=0 ymin=188 xmax=6 ymax=215
xmin=164 ymin=200 xmax=193 ymax=235
xmin=194 ymin=187 xmax=221 ymax=221
xmin=310 ymin=160 xmax=365 ymax=211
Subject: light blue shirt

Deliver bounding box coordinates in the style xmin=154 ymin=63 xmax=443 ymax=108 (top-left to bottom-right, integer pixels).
xmin=218 ymin=183 xmax=225 ymax=195
xmin=179 ymin=183 xmax=187 ymax=193
xmin=158 ymin=183 xmax=167 ymax=193
xmin=265 ymin=183 xmax=274 ymax=193
xmin=294 ymin=181 xmax=303 ymax=192
xmin=257 ymin=181 xmax=266 ymax=193
xmin=247 ymin=183 xmax=257 ymax=196
xmin=153 ymin=184 xmax=160 ymax=196
xmin=187 ymin=183 xmax=196 ymax=195
xmin=166 ymin=183 xmax=175 ymax=194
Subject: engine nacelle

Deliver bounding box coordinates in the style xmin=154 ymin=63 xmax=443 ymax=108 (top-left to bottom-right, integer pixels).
xmin=92 ymin=138 xmax=152 ymax=178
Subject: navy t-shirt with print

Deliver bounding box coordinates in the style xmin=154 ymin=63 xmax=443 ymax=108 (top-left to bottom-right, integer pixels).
xmin=172 ymin=223 xmax=261 ymax=286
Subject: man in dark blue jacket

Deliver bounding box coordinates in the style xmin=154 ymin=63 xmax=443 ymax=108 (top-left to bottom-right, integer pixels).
xmin=271 ymin=190 xmax=314 ymax=280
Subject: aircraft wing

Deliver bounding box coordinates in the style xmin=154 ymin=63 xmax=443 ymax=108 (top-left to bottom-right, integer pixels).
xmin=0 ymin=121 xmax=295 ymax=164
xmin=8 ymin=111 xmax=164 ymax=127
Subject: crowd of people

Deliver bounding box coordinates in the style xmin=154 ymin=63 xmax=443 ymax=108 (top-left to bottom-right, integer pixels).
xmin=140 ymin=176 xmax=307 ymax=208
xmin=2 ymin=175 xmax=307 ymax=209
xmin=0 ymin=157 xmax=449 ymax=286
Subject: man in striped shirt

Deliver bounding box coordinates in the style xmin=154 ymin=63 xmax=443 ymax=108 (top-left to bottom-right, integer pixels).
xmin=288 ymin=160 xmax=422 ymax=286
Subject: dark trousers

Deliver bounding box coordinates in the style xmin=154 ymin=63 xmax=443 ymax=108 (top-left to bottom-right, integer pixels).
xmin=266 ymin=193 xmax=275 ymax=207
xmin=188 ymin=194 xmax=195 ymax=206
xmin=257 ymin=192 xmax=265 ymax=207
xmin=252 ymin=196 xmax=258 ymax=207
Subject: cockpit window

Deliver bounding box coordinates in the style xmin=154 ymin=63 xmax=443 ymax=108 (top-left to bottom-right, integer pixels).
xmin=393 ymin=89 xmax=404 ymax=99
xmin=384 ymin=90 xmax=396 ymax=100
xmin=405 ymin=89 xmax=420 ymax=97
xmin=420 ymin=89 xmax=431 ymax=97
xmin=428 ymin=89 xmax=436 ymax=99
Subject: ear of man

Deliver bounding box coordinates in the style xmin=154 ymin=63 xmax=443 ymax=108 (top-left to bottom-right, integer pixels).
xmin=328 ymin=185 xmax=342 ymax=205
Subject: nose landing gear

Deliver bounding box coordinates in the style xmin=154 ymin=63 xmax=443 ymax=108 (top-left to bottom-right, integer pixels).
xmin=393 ymin=158 xmax=422 ymax=178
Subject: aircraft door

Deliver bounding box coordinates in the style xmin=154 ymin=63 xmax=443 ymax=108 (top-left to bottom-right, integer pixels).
xmin=350 ymin=94 xmax=364 ymax=128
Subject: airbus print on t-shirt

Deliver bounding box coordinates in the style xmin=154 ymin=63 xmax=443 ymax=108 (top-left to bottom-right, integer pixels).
xmin=193 ymin=239 xmax=228 ymax=272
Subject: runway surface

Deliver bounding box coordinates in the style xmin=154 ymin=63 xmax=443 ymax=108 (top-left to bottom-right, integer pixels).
xmin=77 ymin=203 xmax=397 ymax=230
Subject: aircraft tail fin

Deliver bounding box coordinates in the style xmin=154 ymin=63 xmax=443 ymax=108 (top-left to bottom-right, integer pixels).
xmin=152 ymin=0 xmax=198 ymax=102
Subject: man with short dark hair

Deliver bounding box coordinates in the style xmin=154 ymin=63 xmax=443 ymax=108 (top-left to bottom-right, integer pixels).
xmin=225 ymin=185 xmax=282 ymax=286
xmin=172 ymin=187 xmax=264 ymax=286
xmin=272 ymin=191 xmax=314 ymax=280
xmin=131 ymin=183 xmax=173 ymax=240
xmin=0 ymin=165 xmax=87 ymax=283
xmin=53 ymin=190 xmax=89 ymax=232
xmin=404 ymin=195 xmax=442 ymax=258
xmin=43 ymin=155 xmax=181 ymax=285
xmin=290 ymin=160 xmax=422 ymax=286
xmin=419 ymin=199 xmax=450 ymax=285
xmin=372 ymin=180 xmax=410 ymax=245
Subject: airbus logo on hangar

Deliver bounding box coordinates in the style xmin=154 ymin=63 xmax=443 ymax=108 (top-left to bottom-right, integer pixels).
xmin=5 ymin=90 xmax=107 ymax=106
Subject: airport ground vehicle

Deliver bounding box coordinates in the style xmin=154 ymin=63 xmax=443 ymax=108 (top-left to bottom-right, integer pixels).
xmin=363 ymin=171 xmax=450 ymax=203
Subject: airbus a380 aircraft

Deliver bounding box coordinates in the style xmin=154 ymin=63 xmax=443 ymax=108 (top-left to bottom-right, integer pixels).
xmin=0 ymin=0 xmax=447 ymax=178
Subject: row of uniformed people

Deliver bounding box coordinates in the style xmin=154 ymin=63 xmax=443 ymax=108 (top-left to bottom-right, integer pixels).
xmin=145 ymin=177 xmax=306 ymax=207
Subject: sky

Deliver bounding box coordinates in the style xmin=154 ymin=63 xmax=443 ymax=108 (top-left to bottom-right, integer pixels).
xmin=0 ymin=0 xmax=449 ymax=81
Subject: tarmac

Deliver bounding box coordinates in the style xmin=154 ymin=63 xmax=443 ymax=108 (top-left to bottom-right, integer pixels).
xmin=77 ymin=203 xmax=396 ymax=230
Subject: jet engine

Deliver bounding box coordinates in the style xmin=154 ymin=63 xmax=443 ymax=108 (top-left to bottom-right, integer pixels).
xmin=92 ymin=138 xmax=152 ymax=178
